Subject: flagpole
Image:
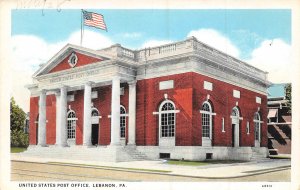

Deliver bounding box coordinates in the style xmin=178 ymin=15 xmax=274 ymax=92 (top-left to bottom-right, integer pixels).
xmin=80 ymin=9 xmax=83 ymax=46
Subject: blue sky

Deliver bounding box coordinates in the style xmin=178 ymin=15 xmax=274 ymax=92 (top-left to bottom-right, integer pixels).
xmin=12 ymin=9 xmax=290 ymax=59
xmin=11 ymin=9 xmax=291 ymax=111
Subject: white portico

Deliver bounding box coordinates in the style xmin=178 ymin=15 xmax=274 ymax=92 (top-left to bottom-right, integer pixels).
xmin=27 ymin=44 xmax=138 ymax=148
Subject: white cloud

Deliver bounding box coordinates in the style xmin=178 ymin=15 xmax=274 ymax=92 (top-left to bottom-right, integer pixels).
xmin=120 ymin=32 xmax=142 ymax=39
xmin=246 ymin=39 xmax=292 ymax=83
xmin=68 ymin=30 xmax=113 ymax=50
xmin=187 ymin=28 xmax=240 ymax=58
xmin=141 ymin=39 xmax=173 ymax=48
xmin=11 ymin=30 xmax=113 ymax=112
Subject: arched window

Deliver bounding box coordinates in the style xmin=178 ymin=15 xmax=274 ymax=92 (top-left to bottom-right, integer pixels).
xmin=232 ymin=107 xmax=239 ymax=117
xmin=254 ymin=112 xmax=261 ymax=141
xmin=120 ymin=106 xmax=126 ymax=138
xmin=67 ymin=110 xmax=76 ymax=139
xmin=91 ymin=108 xmax=99 ymax=116
xmin=201 ymin=101 xmax=213 ymax=138
xmin=159 ymin=100 xmax=176 ymax=137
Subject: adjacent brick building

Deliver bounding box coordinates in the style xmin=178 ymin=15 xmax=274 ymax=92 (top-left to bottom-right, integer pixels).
xmin=26 ymin=37 xmax=271 ymax=161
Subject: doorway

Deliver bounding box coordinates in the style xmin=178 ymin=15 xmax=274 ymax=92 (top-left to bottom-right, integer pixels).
xmin=91 ymin=124 xmax=99 ymax=145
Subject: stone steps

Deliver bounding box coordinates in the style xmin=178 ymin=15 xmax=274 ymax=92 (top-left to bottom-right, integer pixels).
xmin=250 ymin=148 xmax=270 ymax=161
xmin=22 ymin=145 xmax=149 ymax=162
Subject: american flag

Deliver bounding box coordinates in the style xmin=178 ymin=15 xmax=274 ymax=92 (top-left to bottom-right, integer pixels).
xmin=82 ymin=10 xmax=107 ymax=31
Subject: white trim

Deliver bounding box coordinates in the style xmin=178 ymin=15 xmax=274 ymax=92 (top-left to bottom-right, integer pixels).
xmin=221 ymin=117 xmax=225 ymax=133
xmin=230 ymin=116 xmax=243 ymax=120
xmin=67 ymin=118 xmax=78 ymax=121
xmin=200 ymin=110 xmax=216 ymax=115
xmin=158 ymin=100 xmax=177 ymax=145
xmin=246 ymin=121 xmax=250 ymax=135
xmin=201 ymin=101 xmax=213 ymax=142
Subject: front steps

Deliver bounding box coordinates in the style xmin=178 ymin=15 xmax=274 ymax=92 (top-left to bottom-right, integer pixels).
xmin=21 ymin=145 xmax=150 ymax=162
xmin=250 ymin=148 xmax=270 ymax=162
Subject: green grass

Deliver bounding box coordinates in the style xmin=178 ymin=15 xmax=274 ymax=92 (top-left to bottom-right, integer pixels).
xmin=167 ymin=160 xmax=209 ymax=166
xmin=48 ymin=162 xmax=171 ymax=173
xmin=11 ymin=147 xmax=27 ymax=153
xmin=166 ymin=159 xmax=247 ymax=166
xmin=269 ymin=155 xmax=291 ymax=159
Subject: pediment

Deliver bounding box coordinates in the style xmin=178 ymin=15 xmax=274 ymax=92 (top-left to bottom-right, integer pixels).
xmin=33 ymin=44 xmax=110 ymax=77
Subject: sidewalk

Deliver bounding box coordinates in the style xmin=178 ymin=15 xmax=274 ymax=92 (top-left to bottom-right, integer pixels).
xmin=11 ymin=153 xmax=291 ymax=179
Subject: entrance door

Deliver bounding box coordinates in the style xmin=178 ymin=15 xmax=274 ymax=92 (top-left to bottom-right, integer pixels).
xmin=91 ymin=124 xmax=99 ymax=145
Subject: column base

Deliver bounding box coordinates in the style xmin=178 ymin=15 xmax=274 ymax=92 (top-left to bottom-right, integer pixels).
xmin=37 ymin=144 xmax=48 ymax=147
xmin=126 ymin=143 xmax=136 ymax=147
xmin=55 ymin=144 xmax=69 ymax=147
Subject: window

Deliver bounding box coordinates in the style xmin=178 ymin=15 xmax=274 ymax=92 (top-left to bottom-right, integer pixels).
xmin=232 ymin=107 xmax=239 ymax=116
xmin=201 ymin=101 xmax=213 ymax=138
xmin=159 ymin=101 xmax=176 ymax=137
xmin=91 ymin=108 xmax=99 ymax=116
xmin=67 ymin=110 xmax=76 ymax=139
xmin=120 ymin=106 xmax=126 ymax=138
xmin=254 ymin=112 xmax=261 ymax=141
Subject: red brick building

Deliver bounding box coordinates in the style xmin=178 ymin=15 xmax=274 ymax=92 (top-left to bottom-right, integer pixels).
xmin=26 ymin=37 xmax=271 ymax=161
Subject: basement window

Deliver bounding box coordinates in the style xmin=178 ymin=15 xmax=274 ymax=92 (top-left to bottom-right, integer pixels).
xmin=206 ymin=153 xmax=213 ymax=160
xmin=159 ymin=153 xmax=171 ymax=159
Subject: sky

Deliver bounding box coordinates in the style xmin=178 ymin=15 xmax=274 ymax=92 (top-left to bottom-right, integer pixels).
xmin=11 ymin=9 xmax=291 ymax=112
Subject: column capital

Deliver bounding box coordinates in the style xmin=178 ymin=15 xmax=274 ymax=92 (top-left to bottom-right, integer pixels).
xmin=128 ymin=80 xmax=137 ymax=86
xmin=39 ymin=89 xmax=47 ymax=94
xmin=85 ymin=81 xmax=95 ymax=86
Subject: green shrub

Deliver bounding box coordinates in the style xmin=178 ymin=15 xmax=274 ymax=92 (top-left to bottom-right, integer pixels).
xmin=11 ymin=129 xmax=29 ymax=148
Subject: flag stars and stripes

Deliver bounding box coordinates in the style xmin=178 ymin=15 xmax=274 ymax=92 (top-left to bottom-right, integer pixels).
xmin=82 ymin=10 xmax=107 ymax=31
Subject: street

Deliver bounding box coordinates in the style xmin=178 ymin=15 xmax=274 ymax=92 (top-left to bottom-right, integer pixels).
xmin=11 ymin=161 xmax=290 ymax=182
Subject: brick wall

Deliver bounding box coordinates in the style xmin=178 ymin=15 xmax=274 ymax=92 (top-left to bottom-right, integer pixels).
xmin=29 ymin=72 xmax=267 ymax=148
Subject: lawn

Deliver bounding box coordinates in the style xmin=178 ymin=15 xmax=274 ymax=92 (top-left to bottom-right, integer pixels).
xmin=166 ymin=159 xmax=247 ymax=166
xmin=11 ymin=147 xmax=27 ymax=153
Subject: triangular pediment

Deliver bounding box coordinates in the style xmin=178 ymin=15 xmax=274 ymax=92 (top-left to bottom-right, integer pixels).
xmin=33 ymin=44 xmax=110 ymax=77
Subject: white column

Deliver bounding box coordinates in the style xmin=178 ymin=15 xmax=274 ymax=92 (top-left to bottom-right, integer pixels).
xmin=38 ymin=89 xmax=47 ymax=146
xmin=110 ymin=76 xmax=121 ymax=146
xmin=128 ymin=80 xmax=137 ymax=145
xmin=83 ymin=82 xmax=92 ymax=146
xmin=55 ymin=91 xmax=61 ymax=146
xmin=60 ymin=86 xmax=68 ymax=146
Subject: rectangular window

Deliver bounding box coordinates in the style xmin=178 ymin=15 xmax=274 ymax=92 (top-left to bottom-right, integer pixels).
xmin=204 ymin=81 xmax=213 ymax=91
xmin=222 ymin=117 xmax=225 ymax=132
xmin=233 ymin=90 xmax=240 ymax=98
xmin=256 ymin=96 xmax=261 ymax=104
xmin=161 ymin=113 xmax=175 ymax=137
xmin=120 ymin=116 xmax=126 ymax=138
xmin=206 ymin=153 xmax=213 ymax=159
xmin=159 ymin=153 xmax=171 ymax=159
xmin=202 ymin=113 xmax=210 ymax=137
xmin=159 ymin=80 xmax=174 ymax=90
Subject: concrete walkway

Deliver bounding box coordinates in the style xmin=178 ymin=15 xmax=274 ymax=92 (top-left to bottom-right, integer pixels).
xmin=11 ymin=153 xmax=291 ymax=179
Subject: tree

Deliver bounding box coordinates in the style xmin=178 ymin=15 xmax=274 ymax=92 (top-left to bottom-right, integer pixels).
xmin=10 ymin=97 xmax=28 ymax=147
xmin=284 ymin=83 xmax=291 ymax=113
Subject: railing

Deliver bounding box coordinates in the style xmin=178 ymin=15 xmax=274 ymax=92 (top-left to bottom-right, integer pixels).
xmin=99 ymin=37 xmax=267 ymax=81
